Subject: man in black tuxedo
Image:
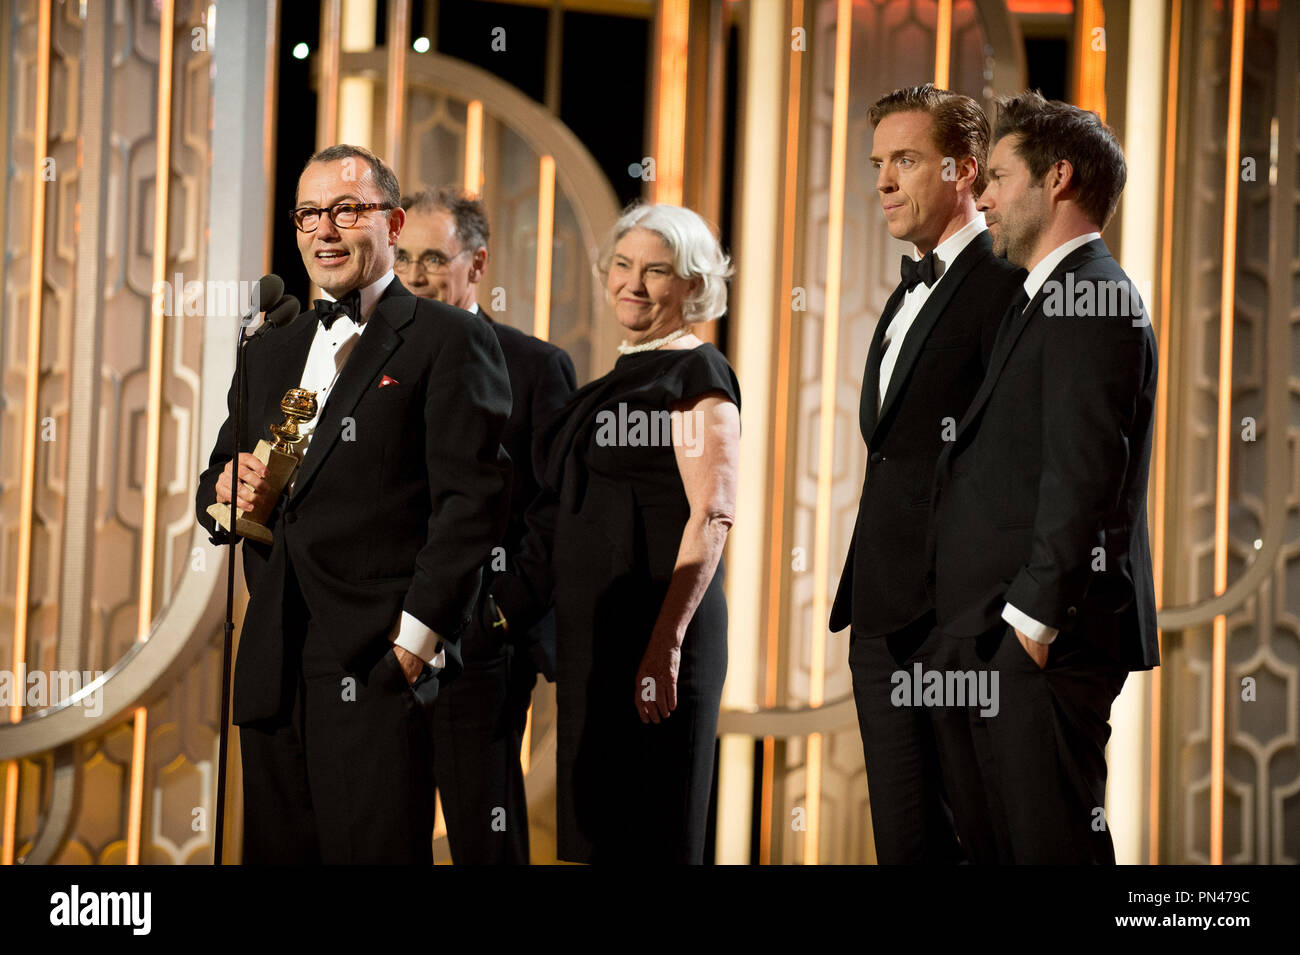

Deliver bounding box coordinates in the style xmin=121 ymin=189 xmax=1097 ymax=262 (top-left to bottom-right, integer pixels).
xmin=829 ymin=85 xmax=1023 ymax=864
xmin=195 ymin=145 xmax=512 ymax=863
xmin=396 ymin=186 xmax=576 ymax=864
xmin=928 ymin=92 xmax=1159 ymax=863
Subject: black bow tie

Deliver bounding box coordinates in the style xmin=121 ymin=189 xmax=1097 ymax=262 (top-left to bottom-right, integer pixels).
xmin=314 ymin=289 xmax=361 ymax=329
xmin=899 ymin=251 xmax=938 ymax=292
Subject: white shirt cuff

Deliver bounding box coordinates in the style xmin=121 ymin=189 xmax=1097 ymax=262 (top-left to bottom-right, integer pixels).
xmin=1002 ymin=603 xmax=1058 ymax=645
xmin=389 ymin=611 xmax=446 ymax=669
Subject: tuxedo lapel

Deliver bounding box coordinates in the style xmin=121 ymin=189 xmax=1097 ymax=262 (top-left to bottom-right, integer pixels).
xmin=860 ymin=284 xmax=906 ymax=441
xmin=871 ymin=232 xmax=990 ymax=444
xmin=952 ymin=238 xmax=1110 ymax=444
xmin=250 ymin=310 xmax=316 ymax=435
xmin=291 ymin=282 xmax=417 ymax=499
xmin=963 ymin=296 xmax=1034 ymax=432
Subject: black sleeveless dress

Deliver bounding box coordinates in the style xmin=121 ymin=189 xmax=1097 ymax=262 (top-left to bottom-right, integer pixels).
xmin=536 ymin=343 xmax=741 ymax=863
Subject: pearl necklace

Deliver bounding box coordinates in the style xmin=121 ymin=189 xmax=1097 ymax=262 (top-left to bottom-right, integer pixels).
xmin=617 ymin=326 xmax=692 ymax=355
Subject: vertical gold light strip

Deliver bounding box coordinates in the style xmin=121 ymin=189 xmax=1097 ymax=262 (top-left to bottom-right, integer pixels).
xmin=138 ymin=0 xmax=174 ymax=647
xmin=760 ymin=0 xmax=805 ymax=867
xmin=698 ymin=0 xmax=727 ymax=227
xmin=533 ymin=156 xmax=555 ymax=342
xmin=385 ymin=0 xmax=410 ymax=176
xmin=0 ymin=761 xmax=15 ymax=865
xmin=128 ymin=0 xmax=176 ymax=867
xmin=464 ymin=100 xmax=483 ymax=194
xmin=1 ymin=0 xmax=52 ymax=868
xmin=759 ymin=739 xmax=775 ymax=861
xmin=318 ymin=0 xmax=342 ymax=148
xmin=263 ymin=0 xmax=282 ymax=272
xmin=543 ymin=0 xmax=563 ymax=114
xmin=1210 ymin=0 xmax=1246 ymax=868
xmin=1150 ymin=0 xmax=1181 ymax=867
xmin=126 ymin=715 xmax=149 ymax=863
xmin=934 ymin=0 xmax=952 ymax=89
xmin=806 ymin=0 xmax=852 ymax=867
xmin=1074 ymin=0 xmax=1107 ymax=121
xmin=520 ymin=706 xmax=533 ymax=776
xmin=650 ymin=0 xmax=689 ymax=205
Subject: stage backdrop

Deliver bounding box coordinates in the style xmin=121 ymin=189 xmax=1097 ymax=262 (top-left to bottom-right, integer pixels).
xmin=1 ymin=0 xmax=1297 ymax=867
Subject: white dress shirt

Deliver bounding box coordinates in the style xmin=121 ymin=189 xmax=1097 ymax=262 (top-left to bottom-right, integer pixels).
xmin=878 ymin=214 xmax=987 ymax=411
xmin=300 ymin=269 xmax=446 ymax=669
xmin=1019 ymin=231 xmax=1101 ymax=307
xmin=1001 ymin=231 xmax=1103 ymax=646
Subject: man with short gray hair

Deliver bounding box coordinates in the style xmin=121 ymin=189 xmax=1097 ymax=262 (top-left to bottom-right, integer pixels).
xmin=397 ymin=185 xmax=576 ymax=864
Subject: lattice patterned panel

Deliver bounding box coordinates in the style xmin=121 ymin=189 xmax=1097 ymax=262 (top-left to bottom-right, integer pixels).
xmin=2 ymin=0 xmax=81 ymax=742
xmin=1166 ymin=0 xmax=1299 ymax=865
xmin=2 ymin=0 xmax=220 ymax=865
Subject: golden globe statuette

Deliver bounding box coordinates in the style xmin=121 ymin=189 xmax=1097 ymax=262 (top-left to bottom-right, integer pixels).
xmin=206 ymin=388 xmax=318 ymax=545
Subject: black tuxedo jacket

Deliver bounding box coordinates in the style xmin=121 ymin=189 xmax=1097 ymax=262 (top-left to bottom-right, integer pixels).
xmin=195 ymin=277 xmax=513 ymax=723
xmin=829 ymin=229 xmax=1023 ymax=637
xmin=929 ymin=238 xmax=1159 ymax=670
xmin=478 ymin=308 xmax=575 ymax=680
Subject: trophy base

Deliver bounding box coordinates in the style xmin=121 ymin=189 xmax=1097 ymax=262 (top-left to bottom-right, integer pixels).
xmin=206 ymin=502 xmax=275 ymax=545
xmin=205 ymin=438 xmax=301 ymax=546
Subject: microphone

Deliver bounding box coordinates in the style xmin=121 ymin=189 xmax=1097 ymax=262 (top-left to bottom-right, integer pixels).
xmin=240 ymin=274 xmax=286 ymax=329
xmin=252 ymin=294 xmax=302 ymax=338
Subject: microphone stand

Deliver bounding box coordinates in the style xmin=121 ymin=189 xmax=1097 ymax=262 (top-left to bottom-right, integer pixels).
xmin=214 ymin=287 xmax=273 ymax=862
xmin=210 ymin=288 xmax=297 ymax=864
xmin=213 ymin=298 xmax=258 ymax=866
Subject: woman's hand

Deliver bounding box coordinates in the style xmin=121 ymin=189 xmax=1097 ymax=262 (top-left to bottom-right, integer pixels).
xmin=630 ymin=391 xmax=739 ymax=725
xmin=635 ymin=635 xmax=681 ymax=723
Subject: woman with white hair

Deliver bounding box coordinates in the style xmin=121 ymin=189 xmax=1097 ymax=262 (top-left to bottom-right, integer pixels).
xmin=487 ymin=202 xmax=740 ymax=863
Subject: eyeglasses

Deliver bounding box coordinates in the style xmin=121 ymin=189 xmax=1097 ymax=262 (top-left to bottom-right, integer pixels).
xmin=394 ymin=248 xmax=471 ymax=275
xmin=290 ymin=202 xmax=393 ymax=233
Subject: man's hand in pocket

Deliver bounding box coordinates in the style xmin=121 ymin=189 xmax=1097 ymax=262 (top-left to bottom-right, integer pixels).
xmin=392 ymin=645 xmax=424 ymax=684
xmin=1014 ymin=628 xmax=1050 ymax=669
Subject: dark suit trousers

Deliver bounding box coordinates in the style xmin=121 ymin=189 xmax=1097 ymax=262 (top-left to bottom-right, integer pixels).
xmin=848 ymin=611 xmax=962 ymax=864
xmin=930 ymin=623 xmax=1128 ymax=864
xmin=239 ymin=563 xmax=438 ymax=864
xmin=432 ymin=630 xmax=534 ymax=864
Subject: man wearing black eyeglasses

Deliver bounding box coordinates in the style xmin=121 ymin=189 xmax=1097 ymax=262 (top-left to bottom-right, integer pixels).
xmin=195 ymin=144 xmax=512 ymax=863
xmin=396 ymin=188 xmax=575 ymax=865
